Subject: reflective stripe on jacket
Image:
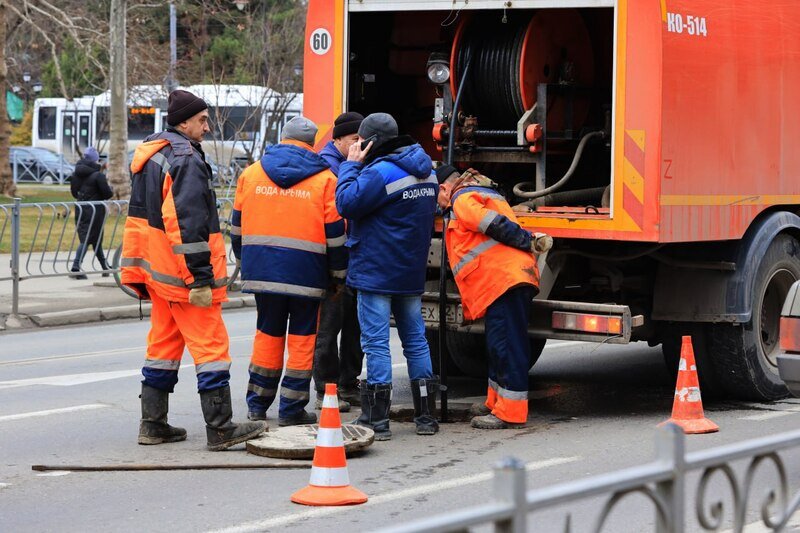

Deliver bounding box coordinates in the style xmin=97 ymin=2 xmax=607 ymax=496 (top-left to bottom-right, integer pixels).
xmin=121 ymin=130 xmax=228 ymax=303
xmin=445 ymin=186 xmax=540 ymax=321
xmin=231 ymin=139 xmax=345 ymax=300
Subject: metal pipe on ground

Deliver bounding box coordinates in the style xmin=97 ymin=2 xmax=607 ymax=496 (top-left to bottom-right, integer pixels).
xmin=32 ymin=462 xmax=311 ymax=472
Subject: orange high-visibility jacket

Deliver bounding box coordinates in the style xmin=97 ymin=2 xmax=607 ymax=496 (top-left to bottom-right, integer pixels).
xmin=121 ymin=130 xmax=228 ymax=303
xmin=445 ymin=186 xmax=539 ymax=321
xmin=231 ymin=139 xmax=346 ymax=299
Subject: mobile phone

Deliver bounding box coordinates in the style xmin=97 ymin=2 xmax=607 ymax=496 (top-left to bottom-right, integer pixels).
xmin=360 ymin=135 xmax=377 ymax=151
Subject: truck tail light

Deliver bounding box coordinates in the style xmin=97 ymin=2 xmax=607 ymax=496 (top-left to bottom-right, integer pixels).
xmin=552 ymin=312 xmax=622 ymax=335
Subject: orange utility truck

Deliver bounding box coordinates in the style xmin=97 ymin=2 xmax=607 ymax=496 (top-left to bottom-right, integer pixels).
xmin=304 ymin=0 xmax=800 ymax=401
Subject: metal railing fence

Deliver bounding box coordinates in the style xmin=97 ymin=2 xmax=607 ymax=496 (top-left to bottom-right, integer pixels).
xmin=1 ymin=197 xmax=238 ymax=316
xmin=381 ymin=424 xmax=800 ymax=533
xmin=11 ymin=151 xmax=73 ymax=184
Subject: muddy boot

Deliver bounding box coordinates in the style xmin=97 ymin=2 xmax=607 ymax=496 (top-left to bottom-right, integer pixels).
xmin=469 ymin=402 xmax=491 ymax=418
xmin=138 ymin=384 xmax=187 ymax=445
xmin=278 ymin=410 xmax=318 ymax=427
xmin=314 ymin=390 xmax=351 ymax=412
xmin=470 ymin=413 xmax=525 ymax=430
xmin=200 ymin=386 xmax=267 ymax=451
xmin=354 ymin=380 xmax=392 ymax=441
xmin=338 ymin=386 xmax=361 ymax=407
xmin=411 ymin=377 xmax=439 ymax=436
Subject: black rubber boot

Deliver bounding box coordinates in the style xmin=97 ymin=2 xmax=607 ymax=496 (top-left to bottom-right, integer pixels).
xmin=411 ymin=376 xmax=440 ymax=436
xmin=278 ymin=410 xmax=318 ymax=427
xmin=138 ymin=384 xmax=187 ymax=445
xmin=354 ymin=380 xmax=392 ymax=441
xmin=200 ymin=386 xmax=268 ymax=451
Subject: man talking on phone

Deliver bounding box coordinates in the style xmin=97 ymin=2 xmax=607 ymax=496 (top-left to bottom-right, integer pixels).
xmin=335 ymin=113 xmax=439 ymax=440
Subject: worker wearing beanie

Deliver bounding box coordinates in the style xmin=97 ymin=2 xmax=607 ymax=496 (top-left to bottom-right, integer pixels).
xmin=232 ymin=116 xmax=347 ymax=426
xmin=313 ymin=111 xmax=365 ymax=411
xmin=69 ymin=146 xmax=113 ymax=279
xmin=122 ymin=89 xmax=266 ymax=450
xmin=335 ymin=112 xmax=439 ymax=440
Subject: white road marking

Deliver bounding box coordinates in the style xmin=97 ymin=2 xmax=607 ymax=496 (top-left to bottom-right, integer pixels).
xmin=739 ymin=407 xmax=800 ymax=421
xmin=35 ymin=471 xmax=70 ymax=477
xmin=0 ymin=483 xmax=10 ymax=489
xmin=0 ymin=335 xmax=254 ymax=366
xmin=0 ymin=404 xmax=109 ymax=422
xmin=209 ymin=456 xmax=582 ymax=533
xmin=545 ymin=341 xmax=588 ymax=349
xmin=0 ymin=369 xmax=142 ymax=389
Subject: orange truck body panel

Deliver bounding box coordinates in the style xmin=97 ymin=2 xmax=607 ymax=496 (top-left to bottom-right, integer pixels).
xmin=304 ymin=0 xmax=800 ymax=244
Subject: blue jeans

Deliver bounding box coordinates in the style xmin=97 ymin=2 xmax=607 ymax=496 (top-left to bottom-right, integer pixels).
xmin=357 ymin=292 xmax=433 ymax=385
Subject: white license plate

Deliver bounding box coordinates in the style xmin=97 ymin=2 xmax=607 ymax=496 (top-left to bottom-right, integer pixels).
xmin=421 ymin=301 xmax=463 ymax=325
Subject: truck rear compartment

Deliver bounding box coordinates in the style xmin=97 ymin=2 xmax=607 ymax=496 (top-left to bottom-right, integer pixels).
xmin=346 ymin=6 xmax=616 ymax=216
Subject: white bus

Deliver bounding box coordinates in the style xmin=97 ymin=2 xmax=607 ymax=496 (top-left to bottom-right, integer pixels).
xmin=33 ymin=84 xmax=303 ymax=166
xmin=32 ymin=96 xmax=95 ymax=161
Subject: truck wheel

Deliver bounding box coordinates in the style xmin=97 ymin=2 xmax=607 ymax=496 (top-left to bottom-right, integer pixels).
xmin=445 ymin=332 xmax=545 ymax=378
xmin=710 ymin=234 xmax=800 ymax=401
xmin=661 ymin=324 xmax=723 ymax=398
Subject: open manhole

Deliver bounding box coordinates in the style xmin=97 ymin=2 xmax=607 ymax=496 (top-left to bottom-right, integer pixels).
xmin=246 ymin=424 xmax=374 ymax=460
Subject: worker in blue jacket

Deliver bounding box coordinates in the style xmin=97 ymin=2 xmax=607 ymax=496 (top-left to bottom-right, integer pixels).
xmin=335 ymin=112 xmax=439 ymax=440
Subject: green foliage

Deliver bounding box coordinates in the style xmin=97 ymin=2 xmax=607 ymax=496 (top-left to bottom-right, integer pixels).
xmin=41 ymin=38 xmax=107 ymax=98
xmin=10 ymin=110 xmax=33 ymax=146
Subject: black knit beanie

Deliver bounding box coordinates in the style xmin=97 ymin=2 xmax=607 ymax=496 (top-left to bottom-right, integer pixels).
xmin=332 ymin=112 xmax=364 ymax=139
xmin=435 ymin=164 xmax=459 ymax=184
xmin=167 ymin=90 xmax=208 ymax=126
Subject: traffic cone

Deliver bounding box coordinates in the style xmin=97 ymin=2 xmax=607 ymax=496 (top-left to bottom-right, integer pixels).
xmin=659 ymin=336 xmax=719 ymax=434
xmin=291 ymin=383 xmax=368 ymax=506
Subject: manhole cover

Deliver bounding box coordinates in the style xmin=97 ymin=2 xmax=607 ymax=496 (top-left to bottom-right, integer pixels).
xmin=246 ymin=424 xmax=374 ymax=459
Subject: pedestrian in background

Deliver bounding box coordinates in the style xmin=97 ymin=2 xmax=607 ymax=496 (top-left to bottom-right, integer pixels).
xmin=437 ymin=167 xmax=550 ymax=429
xmin=314 ymin=111 xmax=366 ymax=411
xmin=122 ymin=89 xmax=266 ymax=450
xmin=69 ymin=147 xmax=112 ymax=279
xmin=232 ymin=116 xmax=347 ymax=426
xmin=336 ymin=112 xmax=439 ymax=440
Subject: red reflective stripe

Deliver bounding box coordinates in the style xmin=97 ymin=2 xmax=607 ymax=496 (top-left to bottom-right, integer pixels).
xmin=312 ymin=446 xmax=347 ymax=469
xmin=319 ymin=407 xmax=341 ymax=429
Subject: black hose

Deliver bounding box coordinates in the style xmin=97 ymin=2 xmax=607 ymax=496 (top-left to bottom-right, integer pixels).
xmin=513 ymin=130 xmax=604 ymax=199
xmin=439 ymin=46 xmax=474 ymax=423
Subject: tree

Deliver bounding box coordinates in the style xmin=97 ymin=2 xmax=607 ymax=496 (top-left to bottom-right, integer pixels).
xmin=0 ymin=0 xmax=16 ymax=198
xmin=107 ymin=0 xmax=129 ymax=199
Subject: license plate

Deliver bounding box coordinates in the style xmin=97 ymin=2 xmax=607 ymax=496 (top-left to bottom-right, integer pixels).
xmin=421 ymin=301 xmax=463 ymax=325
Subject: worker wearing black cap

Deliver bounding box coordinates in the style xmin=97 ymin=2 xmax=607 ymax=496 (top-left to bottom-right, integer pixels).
xmin=314 ymin=112 xmax=366 ymax=411
xmin=122 ymin=89 xmax=266 ymax=450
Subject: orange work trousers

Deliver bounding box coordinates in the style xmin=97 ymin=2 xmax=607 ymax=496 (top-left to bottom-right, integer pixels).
xmin=141 ymin=290 xmax=231 ymax=392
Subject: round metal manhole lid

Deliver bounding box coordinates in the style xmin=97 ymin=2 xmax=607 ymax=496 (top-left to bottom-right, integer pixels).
xmin=246 ymin=424 xmax=375 ymax=459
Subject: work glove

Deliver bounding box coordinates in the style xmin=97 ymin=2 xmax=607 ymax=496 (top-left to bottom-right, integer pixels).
xmin=188 ymin=285 xmax=213 ymax=307
xmin=530 ymin=232 xmax=553 ymax=254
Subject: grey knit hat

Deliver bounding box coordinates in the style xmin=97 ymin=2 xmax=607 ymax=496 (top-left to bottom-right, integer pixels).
xmin=358 ymin=113 xmax=398 ymax=150
xmin=282 ymin=116 xmax=318 ymax=145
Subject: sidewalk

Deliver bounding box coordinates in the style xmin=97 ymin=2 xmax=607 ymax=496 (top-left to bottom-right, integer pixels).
xmin=0 ymin=253 xmax=252 ymax=330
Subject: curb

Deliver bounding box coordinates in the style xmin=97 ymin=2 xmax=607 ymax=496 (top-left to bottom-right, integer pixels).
xmin=3 ymin=295 xmax=256 ymax=331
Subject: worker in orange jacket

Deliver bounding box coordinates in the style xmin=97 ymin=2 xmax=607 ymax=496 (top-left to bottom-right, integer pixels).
xmin=436 ymin=166 xmax=551 ymax=429
xmin=231 ymin=116 xmax=347 ymax=426
xmin=122 ymin=89 xmax=266 ymax=450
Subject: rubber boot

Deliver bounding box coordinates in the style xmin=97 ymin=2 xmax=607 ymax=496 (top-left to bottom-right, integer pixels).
xmin=138 ymin=384 xmax=187 ymax=445
xmin=354 ymin=380 xmax=392 ymax=441
xmin=339 ymin=386 xmax=361 ymax=407
xmin=200 ymin=386 xmax=268 ymax=451
xmin=314 ymin=390 xmax=350 ymax=412
xmin=411 ymin=376 xmax=439 ymax=436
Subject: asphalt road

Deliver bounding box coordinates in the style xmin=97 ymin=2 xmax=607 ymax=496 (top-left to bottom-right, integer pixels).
xmin=3 ymin=311 xmax=800 ymax=532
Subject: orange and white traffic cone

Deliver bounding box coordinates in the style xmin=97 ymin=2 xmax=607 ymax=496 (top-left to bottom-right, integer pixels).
xmin=291 ymin=383 xmax=368 ymax=506
xmin=659 ymin=336 xmax=719 ymax=434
